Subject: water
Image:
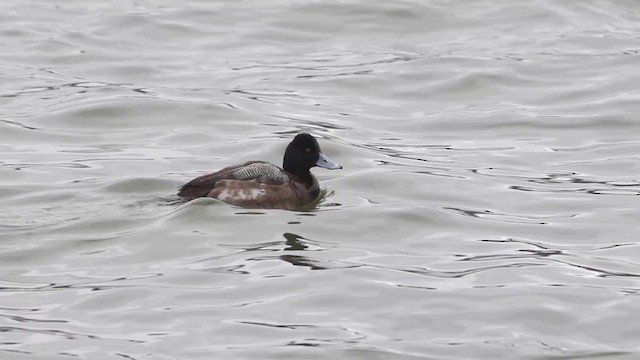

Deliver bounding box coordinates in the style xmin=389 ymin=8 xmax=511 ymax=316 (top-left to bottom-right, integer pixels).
xmin=1 ymin=0 xmax=639 ymax=359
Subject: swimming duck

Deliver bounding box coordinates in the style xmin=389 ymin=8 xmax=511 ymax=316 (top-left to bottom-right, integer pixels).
xmin=178 ymin=133 xmax=342 ymax=209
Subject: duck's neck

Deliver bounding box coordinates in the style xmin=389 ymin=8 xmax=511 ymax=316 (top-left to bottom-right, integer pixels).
xmin=296 ymin=171 xmax=314 ymax=187
xmin=284 ymin=166 xmax=314 ymax=188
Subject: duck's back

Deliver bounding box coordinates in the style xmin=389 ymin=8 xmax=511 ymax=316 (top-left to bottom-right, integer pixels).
xmin=231 ymin=162 xmax=289 ymax=184
xmin=178 ymin=161 xmax=289 ymax=200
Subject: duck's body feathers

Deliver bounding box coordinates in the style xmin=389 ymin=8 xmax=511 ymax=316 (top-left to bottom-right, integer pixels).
xmin=178 ymin=161 xmax=319 ymax=209
xmin=177 ymin=133 xmax=341 ymax=210
xmin=178 ymin=161 xmax=286 ymax=198
xmin=230 ymin=161 xmax=290 ymax=184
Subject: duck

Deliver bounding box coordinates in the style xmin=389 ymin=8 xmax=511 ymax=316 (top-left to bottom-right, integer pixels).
xmin=178 ymin=133 xmax=342 ymax=209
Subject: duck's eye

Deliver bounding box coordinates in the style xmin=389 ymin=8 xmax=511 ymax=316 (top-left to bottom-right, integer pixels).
xmin=305 ymin=148 xmax=311 ymax=153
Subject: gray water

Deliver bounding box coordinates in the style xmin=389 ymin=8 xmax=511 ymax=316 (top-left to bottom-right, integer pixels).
xmin=1 ymin=1 xmax=639 ymax=359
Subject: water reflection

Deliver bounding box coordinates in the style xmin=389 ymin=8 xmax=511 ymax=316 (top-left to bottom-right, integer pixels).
xmin=283 ymin=232 xmax=307 ymax=251
xmin=279 ymin=254 xmax=326 ymax=270
xmin=279 ymin=232 xmax=328 ymax=270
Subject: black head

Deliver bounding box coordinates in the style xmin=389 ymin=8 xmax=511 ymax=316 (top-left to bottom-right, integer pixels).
xmin=282 ymin=133 xmax=342 ymax=175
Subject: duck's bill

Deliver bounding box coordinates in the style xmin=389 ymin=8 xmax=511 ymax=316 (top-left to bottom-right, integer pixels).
xmin=316 ymin=152 xmax=342 ymax=170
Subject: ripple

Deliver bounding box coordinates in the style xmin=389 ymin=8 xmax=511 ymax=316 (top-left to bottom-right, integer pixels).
xmin=2 ymin=0 xmax=639 ymax=359
xmin=443 ymin=206 xmax=575 ymax=225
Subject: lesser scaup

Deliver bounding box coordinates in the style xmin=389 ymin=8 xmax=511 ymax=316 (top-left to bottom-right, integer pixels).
xmin=178 ymin=133 xmax=342 ymax=209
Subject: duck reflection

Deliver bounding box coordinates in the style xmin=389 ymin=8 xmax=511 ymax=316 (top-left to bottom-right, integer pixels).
xmin=283 ymin=232 xmax=308 ymax=251
xmin=280 ymin=232 xmax=326 ymax=270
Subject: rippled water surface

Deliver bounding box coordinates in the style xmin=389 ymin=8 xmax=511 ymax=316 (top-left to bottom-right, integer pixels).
xmin=1 ymin=0 xmax=640 ymax=359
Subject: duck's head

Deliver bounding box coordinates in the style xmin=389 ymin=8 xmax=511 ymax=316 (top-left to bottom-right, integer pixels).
xmin=283 ymin=133 xmax=342 ymax=174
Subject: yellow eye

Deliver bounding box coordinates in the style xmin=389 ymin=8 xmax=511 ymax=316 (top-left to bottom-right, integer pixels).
xmin=305 ymin=148 xmax=311 ymax=153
